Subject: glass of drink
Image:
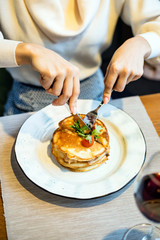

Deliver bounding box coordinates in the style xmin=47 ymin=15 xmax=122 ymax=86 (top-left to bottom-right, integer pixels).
xmin=123 ymin=151 xmax=160 ymax=240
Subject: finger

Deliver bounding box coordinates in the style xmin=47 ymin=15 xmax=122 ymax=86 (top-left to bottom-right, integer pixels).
xmin=114 ymin=72 xmax=129 ymax=92
xmin=127 ymin=71 xmax=143 ymax=84
xmin=126 ymin=74 xmax=134 ymax=85
xmin=103 ymin=64 xmax=118 ymax=104
xmin=52 ymin=75 xmax=73 ymax=106
xmin=68 ymin=75 xmax=80 ymax=114
xmin=132 ymin=74 xmax=142 ymax=82
xmin=46 ymin=74 xmax=64 ymax=96
xmin=104 ymin=63 xmax=111 ymax=82
xmin=40 ymin=74 xmax=55 ymax=90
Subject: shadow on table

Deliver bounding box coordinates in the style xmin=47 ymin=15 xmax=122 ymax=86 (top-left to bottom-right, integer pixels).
xmin=102 ymin=228 xmax=127 ymax=240
xmin=11 ymin=138 xmax=134 ymax=209
xmin=103 ymin=226 xmax=157 ymax=240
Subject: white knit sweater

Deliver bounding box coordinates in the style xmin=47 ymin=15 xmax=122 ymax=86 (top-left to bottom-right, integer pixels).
xmin=0 ymin=0 xmax=160 ymax=85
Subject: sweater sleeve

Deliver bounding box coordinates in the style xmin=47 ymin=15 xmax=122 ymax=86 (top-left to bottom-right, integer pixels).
xmin=121 ymin=0 xmax=160 ymax=63
xmin=0 ymin=31 xmax=21 ymax=68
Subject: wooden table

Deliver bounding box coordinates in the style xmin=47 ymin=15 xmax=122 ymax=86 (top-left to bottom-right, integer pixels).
xmin=0 ymin=93 xmax=160 ymax=240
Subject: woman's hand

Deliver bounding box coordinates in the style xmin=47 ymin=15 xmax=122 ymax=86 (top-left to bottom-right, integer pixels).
xmin=103 ymin=36 xmax=151 ymax=103
xmin=15 ymin=43 xmax=80 ymax=114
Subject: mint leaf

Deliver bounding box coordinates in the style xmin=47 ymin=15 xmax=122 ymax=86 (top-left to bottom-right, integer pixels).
xmin=92 ymin=124 xmax=102 ymax=139
xmin=85 ymin=135 xmax=92 ymax=144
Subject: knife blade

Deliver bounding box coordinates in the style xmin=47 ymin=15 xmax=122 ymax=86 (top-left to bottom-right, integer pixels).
xmin=64 ymin=102 xmax=91 ymax=129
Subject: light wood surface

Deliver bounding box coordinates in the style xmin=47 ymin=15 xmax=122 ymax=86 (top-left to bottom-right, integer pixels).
xmin=140 ymin=94 xmax=160 ymax=137
xmin=0 ymin=93 xmax=160 ymax=240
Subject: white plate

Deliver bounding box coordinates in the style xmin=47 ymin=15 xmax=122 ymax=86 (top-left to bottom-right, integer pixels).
xmin=15 ymin=100 xmax=146 ymax=199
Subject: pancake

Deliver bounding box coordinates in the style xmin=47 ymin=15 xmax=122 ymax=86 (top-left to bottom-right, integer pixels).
xmin=51 ymin=114 xmax=110 ymax=172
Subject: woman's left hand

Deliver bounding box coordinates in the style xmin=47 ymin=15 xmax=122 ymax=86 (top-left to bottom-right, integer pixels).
xmin=103 ymin=36 xmax=151 ymax=103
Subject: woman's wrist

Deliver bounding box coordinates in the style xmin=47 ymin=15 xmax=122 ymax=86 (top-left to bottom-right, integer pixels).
xmin=134 ymin=35 xmax=152 ymax=59
xmin=15 ymin=42 xmax=34 ymax=66
xmin=124 ymin=36 xmax=151 ymax=60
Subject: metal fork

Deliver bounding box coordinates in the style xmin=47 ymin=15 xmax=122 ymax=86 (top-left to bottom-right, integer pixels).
xmin=83 ymin=100 xmax=104 ymax=129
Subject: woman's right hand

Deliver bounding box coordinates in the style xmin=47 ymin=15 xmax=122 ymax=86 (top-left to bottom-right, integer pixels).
xmin=15 ymin=43 xmax=80 ymax=114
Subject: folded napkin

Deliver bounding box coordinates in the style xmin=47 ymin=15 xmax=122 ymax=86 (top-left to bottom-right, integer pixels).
xmin=0 ymin=96 xmax=160 ymax=240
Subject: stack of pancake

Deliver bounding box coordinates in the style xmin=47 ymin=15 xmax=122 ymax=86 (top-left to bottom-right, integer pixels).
xmin=51 ymin=114 xmax=110 ymax=172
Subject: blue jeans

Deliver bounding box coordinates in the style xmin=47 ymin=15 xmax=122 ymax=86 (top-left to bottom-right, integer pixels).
xmin=4 ymin=68 xmax=104 ymax=115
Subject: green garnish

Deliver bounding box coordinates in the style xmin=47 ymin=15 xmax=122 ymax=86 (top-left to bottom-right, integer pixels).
xmin=70 ymin=120 xmax=89 ymax=138
xmin=70 ymin=120 xmax=102 ymax=141
xmin=85 ymin=135 xmax=92 ymax=144
xmin=92 ymin=125 xmax=103 ymax=139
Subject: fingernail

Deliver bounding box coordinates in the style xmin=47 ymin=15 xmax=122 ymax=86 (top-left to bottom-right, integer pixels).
xmin=103 ymin=96 xmax=110 ymax=104
xmin=72 ymin=106 xmax=77 ymax=115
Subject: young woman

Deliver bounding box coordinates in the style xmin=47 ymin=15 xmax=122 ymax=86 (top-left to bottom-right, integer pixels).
xmin=0 ymin=0 xmax=160 ymax=115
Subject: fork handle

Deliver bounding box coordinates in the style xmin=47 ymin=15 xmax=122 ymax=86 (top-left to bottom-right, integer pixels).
xmin=95 ymin=100 xmax=104 ymax=112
